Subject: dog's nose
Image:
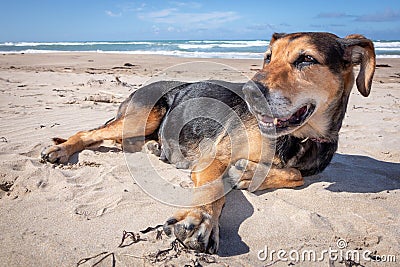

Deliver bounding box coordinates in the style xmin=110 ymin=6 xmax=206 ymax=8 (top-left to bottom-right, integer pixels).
xmin=242 ymin=80 xmax=268 ymax=100
xmin=243 ymin=79 xmax=291 ymax=117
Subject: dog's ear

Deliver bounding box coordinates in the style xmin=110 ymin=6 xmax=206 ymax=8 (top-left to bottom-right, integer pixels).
xmin=339 ymin=34 xmax=376 ymax=97
xmin=270 ymin=33 xmax=286 ymax=45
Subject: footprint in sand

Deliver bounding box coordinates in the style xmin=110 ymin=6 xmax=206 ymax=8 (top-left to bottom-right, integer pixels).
xmin=74 ymin=196 xmax=124 ymax=219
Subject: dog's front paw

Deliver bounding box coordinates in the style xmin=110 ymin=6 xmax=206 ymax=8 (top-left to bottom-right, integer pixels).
xmin=142 ymin=140 xmax=161 ymax=156
xmin=227 ymin=159 xmax=257 ymax=190
xmin=163 ymin=209 xmax=219 ymax=253
xmin=41 ymin=145 xmax=69 ymax=164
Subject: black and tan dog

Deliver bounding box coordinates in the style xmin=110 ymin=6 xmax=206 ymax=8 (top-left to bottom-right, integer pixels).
xmin=41 ymin=32 xmax=375 ymax=253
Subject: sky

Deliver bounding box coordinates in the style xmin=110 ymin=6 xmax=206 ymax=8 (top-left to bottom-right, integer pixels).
xmin=1 ymin=0 xmax=400 ymax=41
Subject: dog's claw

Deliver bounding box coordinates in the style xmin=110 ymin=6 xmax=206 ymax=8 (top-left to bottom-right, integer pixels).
xmin=163 ymin=218 xmax=178 ymax=236
xmin=163 ymin=209 xmax=219 ymax=253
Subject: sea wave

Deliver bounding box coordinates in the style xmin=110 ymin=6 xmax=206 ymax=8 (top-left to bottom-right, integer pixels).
xmin=188 ymin=40 xmax=267 ymax=45
xmin=375 ymin=47 xmax=400 ymax=51
xmin=0 ymin=49 xmax=265 ymax=59
xmin=376 ymin=55 xmax=400 ymax=58
xmin=0 ymin=41 xmax=155 ymax=46
xmin=374 ymin=41 xmax=400 ymax=48
xmin=178 ymin=44 xmax=217 ymax=50
xmin=0 ymin=39 xmax=399 ymax=59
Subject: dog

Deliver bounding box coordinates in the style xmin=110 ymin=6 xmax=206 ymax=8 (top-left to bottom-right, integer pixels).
xmin=41 ymin=32 xmax=376 ymax=253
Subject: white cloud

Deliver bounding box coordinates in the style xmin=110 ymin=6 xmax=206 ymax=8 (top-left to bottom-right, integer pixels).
xmin=147 ymin=8 xmax=178 ymax=19
xmin=315 ymin=12 xmax=354 ymax=19
xmin=246 ymin=23 xmax=276 ymax=31
xmin=152 ymin=25 xmax=160 ymax=35
xmin=139 ymin=9 xmax=240 ymax=28
xmin=135 ymin=3 xmax=147 ymax=12
xmin=117 ymin=2 xmax=147 ymax=13
xmin=105 ymin=10 xmax=122 ymax=17
xmin=356 ymin=8 xmax=400 ymax=22
xmin=170 ymin=1 xmax=202 ymax=9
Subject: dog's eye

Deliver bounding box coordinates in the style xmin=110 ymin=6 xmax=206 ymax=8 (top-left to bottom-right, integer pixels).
xmin=294 ymin=54 xmax=318 ymax=69
xmin=264 ymin=53 xmax=271 ymax=64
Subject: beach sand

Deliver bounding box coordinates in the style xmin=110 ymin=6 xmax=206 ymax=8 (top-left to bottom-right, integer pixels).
xmin=0 ymin=53 xmax=399 ymax=266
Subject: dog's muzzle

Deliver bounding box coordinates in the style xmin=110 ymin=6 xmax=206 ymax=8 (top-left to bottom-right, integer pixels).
xmin=242 ymin=81 xmax=316 ymax=137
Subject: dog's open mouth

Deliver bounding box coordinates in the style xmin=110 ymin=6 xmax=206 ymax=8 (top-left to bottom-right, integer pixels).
xmin=257 ymin=103 xmax=315 ymax=135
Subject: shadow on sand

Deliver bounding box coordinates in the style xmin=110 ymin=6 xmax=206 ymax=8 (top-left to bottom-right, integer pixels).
xmin=217 ymin=153 xmax=400 ymax=256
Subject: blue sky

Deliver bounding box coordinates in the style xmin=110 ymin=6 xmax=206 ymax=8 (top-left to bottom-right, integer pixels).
xmin=1 ymin=0 xmax=400 ymax=41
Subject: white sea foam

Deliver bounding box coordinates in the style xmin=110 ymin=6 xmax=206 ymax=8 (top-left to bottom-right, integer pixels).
xmin=375 ymin=47 xmax=400 ymax=51
xmin=0 ymin=49 xmax=264 ymax=59
xmin=376 ymin=55 xmax=400 ymax=58
xmin=374 ymin=41 xmax=400 ymax=48
xmin=188 ymin=40 xmax=267 ymax=45
xmin=178 ymin=44 xmax=218 ymax=49
xmin=182 ymin=40 xmax=268 ymax=49
xmin=0 ymin=41 xmax=154 ymax=46
xmin=0 ymin=39 xmax=399 ymax=59
xmin=1 ymin=50 xmax=399 ymax=58
xmin=0 ymin=40 xmax=269 ymax=48
xmin=102 ymin=50 xmax=265 ymax=59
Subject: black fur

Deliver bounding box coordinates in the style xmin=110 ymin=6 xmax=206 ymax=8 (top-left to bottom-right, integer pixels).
xmin=119 ymin=80 xmax=336 ymax=176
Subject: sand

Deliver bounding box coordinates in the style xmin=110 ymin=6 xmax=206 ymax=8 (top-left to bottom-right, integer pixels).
xmin=0 ymin=53 xmax=399 ymax=266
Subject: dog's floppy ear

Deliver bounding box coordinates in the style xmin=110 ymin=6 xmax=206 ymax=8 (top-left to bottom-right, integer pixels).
xmin=339 ymin=34 xmax=376 ymax=97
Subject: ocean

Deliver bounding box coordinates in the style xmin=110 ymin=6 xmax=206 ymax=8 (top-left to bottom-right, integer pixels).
xmin=0 ymin=40 xmax=399 ymax=59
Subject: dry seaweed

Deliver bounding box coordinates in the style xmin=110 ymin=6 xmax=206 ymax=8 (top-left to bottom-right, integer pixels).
xmin=117 ymin=230 xmax=147 ymax=248
xmin=77 ymin=223 xmax=220 ymax=266
xmin=139 ymin=224 xmax=163 ymax=234
xmin=76 ymin=252 xmax=116 ymax=267
xmin=76 ymin=251 xmax=114 ymax=267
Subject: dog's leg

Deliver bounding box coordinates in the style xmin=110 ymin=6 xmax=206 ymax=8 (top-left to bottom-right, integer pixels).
xmin=228 ymin=159 xmax=304 ymax=191
xmin=41 ymin=106 xmax=165 ymax=164
xmin=163 ymin=157 xmax=227 ymax=253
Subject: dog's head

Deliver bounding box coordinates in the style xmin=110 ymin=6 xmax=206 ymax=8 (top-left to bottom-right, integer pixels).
xmin=243 ymin=32 xmax=375 ymax=140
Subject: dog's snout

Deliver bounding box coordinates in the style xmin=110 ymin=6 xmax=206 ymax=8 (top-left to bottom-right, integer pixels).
xmin=243 ymin=78 xmax=292 ymax=117
xmin=242 ymin=81 xmax=271 ymax=115
xmin=243 ymin=81 xmax=268 ymax=99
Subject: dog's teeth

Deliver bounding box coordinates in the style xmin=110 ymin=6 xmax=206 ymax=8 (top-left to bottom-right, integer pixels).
xmin=273 ymin=118 xmax=278 ymax=125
